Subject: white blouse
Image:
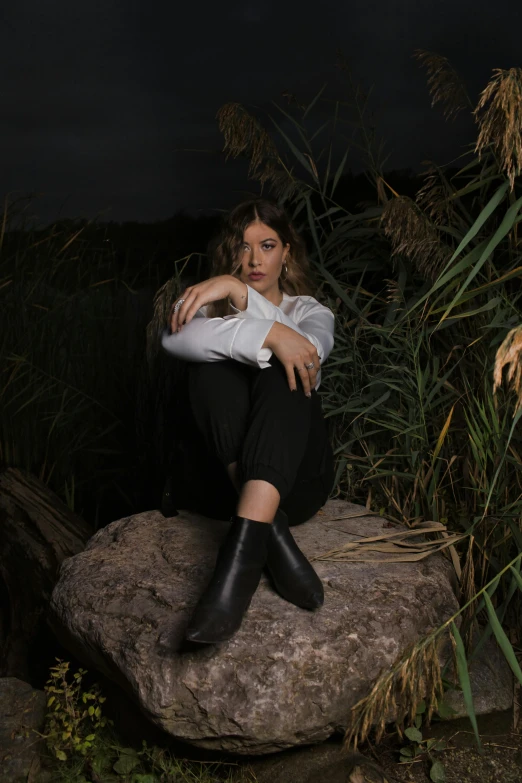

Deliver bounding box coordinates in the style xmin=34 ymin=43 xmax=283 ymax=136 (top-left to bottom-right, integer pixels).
xmin=161 ymin=285 xmax=335 ymax=389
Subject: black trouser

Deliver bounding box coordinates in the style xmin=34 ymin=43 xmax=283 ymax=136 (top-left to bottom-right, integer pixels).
xmin=185 ymin=357 xmax=334 ymax=526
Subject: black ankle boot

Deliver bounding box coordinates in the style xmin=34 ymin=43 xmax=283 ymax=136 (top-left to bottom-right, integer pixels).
xmin=185 ymin=516 xmax=271 ymax=644
xmin=265 ymin=509 xmax=324 ymax=610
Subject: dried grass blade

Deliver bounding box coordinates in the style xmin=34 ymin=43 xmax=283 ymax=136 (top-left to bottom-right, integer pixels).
xmin=317 ymin=536 xmax=465 ymax=562
xmin=327 ymin=540 xmax=452 ymax=554
xmin=58 ymin=226 xmax=85 ymax=254
xmin=320 ymin=524 xmax=450 ymax=551
xmin=327 ymin=510 xmax=381 ymax=521
xmin=433 ymin=404 xmax=455 ymax=461
xmin=446 ymin=540 xmax=462 ymax=581
xmin=364 ymin=524 xmax=448 ymax=541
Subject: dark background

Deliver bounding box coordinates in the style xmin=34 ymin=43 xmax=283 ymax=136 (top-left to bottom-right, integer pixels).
xmin=1 ymin=0 xmax=520 ymax=225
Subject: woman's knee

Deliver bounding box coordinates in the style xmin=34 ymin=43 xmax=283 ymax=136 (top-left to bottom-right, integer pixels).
xmin=251 ymin=360 xmax=315 ymax=422
xmin=188 ymin=361 xmax=251 ymax=458
xmin=189 ymin=360 xmax=242 ymax=387
xmin=189 ymin=361 xmax=249 ymax=405
xmin=255 ymin=357 xmax=306 ymax=398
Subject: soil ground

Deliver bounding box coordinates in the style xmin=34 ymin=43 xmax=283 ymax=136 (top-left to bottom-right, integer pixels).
xmin=246 ymin=710 xmax=522 ymax=783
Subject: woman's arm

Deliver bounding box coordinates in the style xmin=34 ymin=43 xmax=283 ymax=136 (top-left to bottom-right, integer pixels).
xmin=262 ymin=318 xmax=333 ymax=395
xmin=162 ymin=276 xmax=334 ymax=391
xmin=289 ymin=306 xmax=335 ymax=366
xmin=170 ymin=275 xmax=247 ymax=332
xmin=232 ymin=285 xmax=335 ymax=364
xmin=162 ymin=313 xmax=275 ymax=367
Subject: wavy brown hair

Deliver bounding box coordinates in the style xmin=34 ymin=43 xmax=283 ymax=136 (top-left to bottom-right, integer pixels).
xmin=206 ymin=198 xmax=316 ymax=317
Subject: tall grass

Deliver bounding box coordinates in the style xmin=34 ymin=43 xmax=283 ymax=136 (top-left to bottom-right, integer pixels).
xmin=216 ymin=57 xmax=522 ymax=743
xmin=0 ymin=208 xmax=159 ymax=522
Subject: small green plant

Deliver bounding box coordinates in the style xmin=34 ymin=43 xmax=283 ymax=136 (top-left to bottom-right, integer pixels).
xmin=42 ymin=659 xmax=111 ymax=762
xmin=56 ymin=738 xmax=256 ymax=782
xmin=38 ymin=660 xmax=256 ymax=783
xmin=399 ymin=700 xmax=447 ymax=782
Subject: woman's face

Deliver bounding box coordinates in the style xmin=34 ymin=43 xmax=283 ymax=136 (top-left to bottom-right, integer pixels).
xmin=237 ymin=220 xmax=290 ymax=304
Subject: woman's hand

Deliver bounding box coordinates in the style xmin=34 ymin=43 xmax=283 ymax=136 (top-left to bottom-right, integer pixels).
xmin=263 ymin=322 xmax=320 ymax=396
xmin=170 ymin=276 xmax=247 ymax=332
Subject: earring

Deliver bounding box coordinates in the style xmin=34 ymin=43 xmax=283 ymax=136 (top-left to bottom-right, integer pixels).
xmin=283 ymin=262 xmax=288 ymax=274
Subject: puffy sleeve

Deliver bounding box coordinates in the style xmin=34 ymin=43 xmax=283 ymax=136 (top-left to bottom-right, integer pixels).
xmin=230 ymin=286 xmax=335 ymax=365
xmin=161 ymin=310 xmax=276 ymax=368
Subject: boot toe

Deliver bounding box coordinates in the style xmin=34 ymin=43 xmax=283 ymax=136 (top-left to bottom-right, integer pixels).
xmin=185 ymin=608 xmax=241 ymax=644
xmin=307 ymin=589 xmax=324 ymax=609
xmin=185 ymin=626 xmax=231 ymax=644
xmin=292 ymin=586 xmax=324 ymax=610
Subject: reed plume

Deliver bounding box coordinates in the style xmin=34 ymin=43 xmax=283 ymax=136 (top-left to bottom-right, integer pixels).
xmin=493 ymin=324 xmax=522 ymax=413
xmin=146 ymin=274 xmax=181 ymax=369
xmin=475 ymin=68 xmax=522 ymax=190
xmin=459 ymin=537 xmax=477 ymax=652
xmin=381 ymin=196 xmax=450 ymax=280
xmin=344 ymin=638 xmax=444 ymax=750
xmin=216 ymin=103 xmax=294 ymax=195
xmin=415 ymin=50 xmax=470 ymax=121
xmin=416 ymin=165 xmax=458 ymax=228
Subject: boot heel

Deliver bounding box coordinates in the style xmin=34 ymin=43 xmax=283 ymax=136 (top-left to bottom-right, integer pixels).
xmin=266 ymin=510 xmax=324 ymax=610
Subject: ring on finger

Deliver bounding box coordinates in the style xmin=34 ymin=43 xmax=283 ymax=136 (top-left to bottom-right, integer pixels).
xmin=173 ymin=298 xmax=186 ymax=313
xmin=305 ymin=362 xmax=315 ymax=370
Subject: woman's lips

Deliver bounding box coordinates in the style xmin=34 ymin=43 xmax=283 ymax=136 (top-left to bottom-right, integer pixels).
xmin=249 ymin=273 xmax=265 ymax=279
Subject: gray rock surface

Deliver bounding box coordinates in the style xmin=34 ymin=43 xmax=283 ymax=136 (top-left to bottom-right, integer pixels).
xmin=0 ymin=678 xmax=46 ymax=782
xmin=50 ymin=499 xmax=459 ymax=755
xmin=444 ymin=639 xmax=513 ymax=718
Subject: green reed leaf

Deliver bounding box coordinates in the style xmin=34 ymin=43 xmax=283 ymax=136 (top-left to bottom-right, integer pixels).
xmin=509 ymin=565 xmax=522 ymax=591
xmin=483 ymin=593 xmax=522 ymax=685
xmin=451 ymin=622 xmax=482 ymax=752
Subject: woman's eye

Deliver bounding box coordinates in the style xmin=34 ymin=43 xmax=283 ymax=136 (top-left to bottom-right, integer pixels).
xmin=263 ymin=243 xmax=275 ymax=250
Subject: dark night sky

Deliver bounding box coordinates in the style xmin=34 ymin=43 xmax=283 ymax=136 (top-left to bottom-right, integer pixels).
xmin=1 ymin=1 xmax=520 ymax=224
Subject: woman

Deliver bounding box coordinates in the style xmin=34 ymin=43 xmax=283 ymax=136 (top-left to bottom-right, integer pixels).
xmin=161 ymin=198 xmax=335 ymax=644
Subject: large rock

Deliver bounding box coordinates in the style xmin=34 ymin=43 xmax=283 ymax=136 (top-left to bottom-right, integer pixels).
xmin=50 ymin=500 xmax=459 ymax=755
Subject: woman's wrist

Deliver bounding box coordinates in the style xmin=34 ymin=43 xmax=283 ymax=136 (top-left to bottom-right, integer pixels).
xmin=228 ymin=276 xmax=248 ymax=311
xmin=262 ymin=321 xmax=285 ymax=349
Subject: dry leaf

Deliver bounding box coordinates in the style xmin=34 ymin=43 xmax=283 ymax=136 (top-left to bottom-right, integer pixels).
xmin=313 ymin=523 xmax=466 ymax=564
